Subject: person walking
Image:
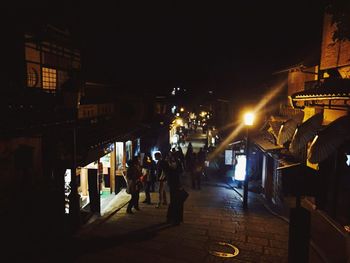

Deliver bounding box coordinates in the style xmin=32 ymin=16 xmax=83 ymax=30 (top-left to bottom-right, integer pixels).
xmin=154 ymin=152 xmax=168 ymax=208
xmin=126 ymin=157 xmax=142 ymax=214
xmin=187 ymin=142 xmax=193 ymax=155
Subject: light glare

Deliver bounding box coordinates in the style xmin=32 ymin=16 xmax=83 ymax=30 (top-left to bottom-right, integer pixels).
xmin=244 ymin=112 xmax=255 ymax=126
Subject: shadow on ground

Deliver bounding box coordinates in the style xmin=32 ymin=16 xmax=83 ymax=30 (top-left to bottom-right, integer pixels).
xmin=70 ymin=222 xmax=176 ymax=260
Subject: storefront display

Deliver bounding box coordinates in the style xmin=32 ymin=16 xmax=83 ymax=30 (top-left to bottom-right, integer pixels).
xmin=64 ymin=169 xmax=71 ymax=214
xmin=126 ymin=140 xmax=132 ymax=162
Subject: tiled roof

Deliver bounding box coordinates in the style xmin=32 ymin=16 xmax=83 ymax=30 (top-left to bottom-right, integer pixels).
xmin=252 ymin=131 xmax=283 ymax=152
xmin=292 ymin=79 xmax=350 ymax=100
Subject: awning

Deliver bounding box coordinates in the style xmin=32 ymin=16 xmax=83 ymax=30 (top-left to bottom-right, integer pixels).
xmin=277 ymin=112 xmax=304 ymax=146
xmin=308 ymin=115 xmax=350 ymax=164
xmin=268 ymin=120 xmax=284 ymax=140
xmin=289 ymin=112 xmax=323 ymax=155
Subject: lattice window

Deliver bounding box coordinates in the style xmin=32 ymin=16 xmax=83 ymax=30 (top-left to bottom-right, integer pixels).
xmin=27 ymin=68 xmax=38 ymax=87
xmin=42 ymin=67 xmax=57 ymax=90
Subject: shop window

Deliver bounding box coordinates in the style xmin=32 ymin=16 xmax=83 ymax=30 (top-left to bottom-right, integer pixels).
xmin=42 ymin=67 xmax=57 ymax=90
xmin=26 ymin=63 xmax=41 ymax=88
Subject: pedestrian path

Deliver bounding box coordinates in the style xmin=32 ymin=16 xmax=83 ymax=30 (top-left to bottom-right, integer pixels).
xmin=71 ymin=174 xmax=289 ymax=263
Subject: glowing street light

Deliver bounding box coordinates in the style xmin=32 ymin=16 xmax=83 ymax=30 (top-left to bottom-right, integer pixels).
xmin=243 ymin=111 xmax=255 ymax=209
xmin=244 ymin=112 xmax=255 ymax=126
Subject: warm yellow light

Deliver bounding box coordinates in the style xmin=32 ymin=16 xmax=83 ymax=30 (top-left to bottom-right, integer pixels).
xmin=244 ymin=112 xmax=255 ymax=126
xmin=175 ymin=118 xmax=183 ymax=126
xmin=200 ymin=111 xmax=207 ymax=117
xmin=180 ymin=107 xmax=185 ymax=112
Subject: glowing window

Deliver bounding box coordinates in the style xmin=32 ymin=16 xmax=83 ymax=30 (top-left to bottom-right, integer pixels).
xmin=42 ymin=67 xmax=57 ymax=90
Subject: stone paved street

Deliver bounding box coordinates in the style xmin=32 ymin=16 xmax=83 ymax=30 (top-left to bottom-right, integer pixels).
xmin=72 ymin=174 xmax=289 ymax=263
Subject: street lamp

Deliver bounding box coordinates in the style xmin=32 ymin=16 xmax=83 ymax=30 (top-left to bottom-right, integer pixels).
xmin=244 ymin=112 xmax=255 ymax=126
xmin=243 ymin=112 xmax=254 ymax=209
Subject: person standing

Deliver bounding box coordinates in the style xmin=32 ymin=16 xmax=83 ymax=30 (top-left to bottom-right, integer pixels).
xmin=126 ymin=157 xmax=142 ymax=214
xmin=141 ymin=153 xmax=153 ymax=204
xmin=185 ymin=142 xmax=193 ymax=172
xmin=177 ymin=146 xmax=185 ymax=173
xmin=150 ymin=154 xmax=157 ymax=193
xmin=166 ymin=151 xmax=184 ymax=225
xmin=155 ymin=152 xmax=168 ymax=208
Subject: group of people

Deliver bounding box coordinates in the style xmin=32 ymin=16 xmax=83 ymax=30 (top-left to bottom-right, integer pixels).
xmin=125 ymin=148 xmax=187 ymax=225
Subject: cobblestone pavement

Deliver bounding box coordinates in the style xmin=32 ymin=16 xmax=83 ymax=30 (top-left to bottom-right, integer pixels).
xmin=71 ymin=173 xmax=289 ymax=263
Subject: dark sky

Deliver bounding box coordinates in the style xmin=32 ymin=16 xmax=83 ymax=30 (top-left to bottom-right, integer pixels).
xmin=9 ymin=0 xmax=326 ymax=97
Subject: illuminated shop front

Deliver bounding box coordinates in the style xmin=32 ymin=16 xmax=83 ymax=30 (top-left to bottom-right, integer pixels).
xmin=64 ymin=136 xmax=151 ymax=217
xmin=77 ymin=155 xmax=113 ymax=214
xmin=65 ymin=143 xmax=120 ymax=216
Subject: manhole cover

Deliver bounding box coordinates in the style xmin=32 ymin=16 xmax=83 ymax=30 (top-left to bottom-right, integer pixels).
xmin=208 ymin=242 xmax=239 ymax=258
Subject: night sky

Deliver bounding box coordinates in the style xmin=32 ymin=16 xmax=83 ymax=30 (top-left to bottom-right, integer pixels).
xmin=9 ymin=0 xmax=326 ymax=98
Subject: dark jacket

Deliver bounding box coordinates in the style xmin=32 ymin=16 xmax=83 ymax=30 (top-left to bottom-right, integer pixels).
xmin=167 ymin=158 xmax=181 ymax=188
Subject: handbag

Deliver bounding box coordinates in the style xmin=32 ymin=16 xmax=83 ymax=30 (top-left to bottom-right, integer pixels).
xmin=177 ymin=188 xmax=189 ymax=203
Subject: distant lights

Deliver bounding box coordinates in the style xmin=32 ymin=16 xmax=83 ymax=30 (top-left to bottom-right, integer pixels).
xmin=171 ymin=86 xmax=184 ymax=95
xmin=200 ymin=111 xmax=207 ymax=117
xmin=175 ymin=118 xmax=183 ymax=126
